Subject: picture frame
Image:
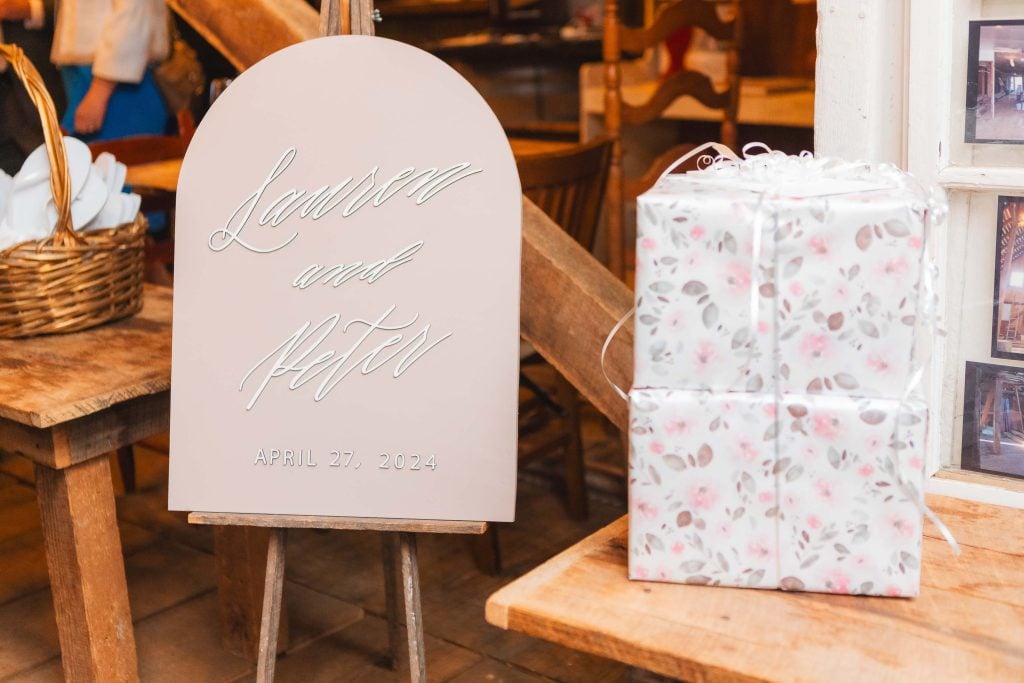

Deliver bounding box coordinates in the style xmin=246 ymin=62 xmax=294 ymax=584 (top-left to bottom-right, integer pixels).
xmin=965 ymin=19 xmax=1024 ymax=145
xmin=991 ymin=195 xmax=1024 ymax=360
xmin=961 ymin=360 xmax=1024 ymax=481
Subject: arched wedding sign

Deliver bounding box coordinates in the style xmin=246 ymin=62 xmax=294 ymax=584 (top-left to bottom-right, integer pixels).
xmin=169 ymin=36 xmax=521 ymax=521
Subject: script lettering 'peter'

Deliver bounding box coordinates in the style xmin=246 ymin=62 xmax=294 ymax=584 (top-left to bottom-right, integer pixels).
xmin=207 ymin=147 xmax=483 ymax=253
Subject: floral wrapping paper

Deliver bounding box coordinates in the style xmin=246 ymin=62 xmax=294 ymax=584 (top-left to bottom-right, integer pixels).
xmin=628 ymin=390 xmax=927 ymax=596
xmin=628 ymin=159 xmax=938 ymax=597
xmin=634 ymin=179 xmax=928 ymax=397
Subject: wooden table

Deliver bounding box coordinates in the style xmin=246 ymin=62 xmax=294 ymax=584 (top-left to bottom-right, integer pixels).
xmin=0 ymin=286 xmax=172 ymax=681
xmin=125 ymin=138 xmax=573 ymax=196
xmin=580 ymin=76 xmax=815 ymax=129
xmin=486 ymin=495 xmax=1024 ymax=682
xmin=126 ymin=158 xmax=184 ymax=194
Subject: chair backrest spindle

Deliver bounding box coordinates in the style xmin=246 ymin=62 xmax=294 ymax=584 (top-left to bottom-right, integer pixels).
xmin=602 ymin=0 xmax=743 ymax=280
xmin=517 ymin=137 xmax=614 ymax=254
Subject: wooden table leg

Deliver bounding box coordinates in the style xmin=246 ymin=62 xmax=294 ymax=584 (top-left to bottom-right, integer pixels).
xmin=256 ymin=528 xmax=286 ymax=683
xmin=398 ymin=532 xmax=426 ymax=683
xmin=381 ymin=533 xmax=402 ymax=671
xmin=35 ymin=458 xmax=139 ymax=683
xmin=214 ymin=526 xmax=289 ymax=660
xmin=468 ymin=526 xmax=502 ymax=575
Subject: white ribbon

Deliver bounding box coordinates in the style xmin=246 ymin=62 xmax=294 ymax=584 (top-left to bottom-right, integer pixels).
xmin=603 ymin=141 xmax=959 ymax=557
xmin=601 ymin=303 xmax=634 ymax=403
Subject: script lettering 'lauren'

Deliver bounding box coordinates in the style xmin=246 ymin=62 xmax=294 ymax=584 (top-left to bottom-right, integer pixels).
xmin=240 ymin=307 xmax=452 ymax=410
xmin=208 ymin=148 xmax=482 ymax=254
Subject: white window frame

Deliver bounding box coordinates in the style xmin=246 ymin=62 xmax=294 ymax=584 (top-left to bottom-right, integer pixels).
xmin=816 ymin=0 xmax=1024 ymax=508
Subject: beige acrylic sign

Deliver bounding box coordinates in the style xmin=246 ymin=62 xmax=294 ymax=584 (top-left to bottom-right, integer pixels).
xmin=168 ymin=36 xmax=521 ymax=521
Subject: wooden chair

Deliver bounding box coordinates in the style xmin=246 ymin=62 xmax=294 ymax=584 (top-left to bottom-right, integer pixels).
xmin=87 ymin=108 xmax=196 ymax=216
xmin=603 ymin=0 xmax=742 ymax=278
xmin=470 ymin=137 xmax=612 ymax=575
xmin=517 ymin=136 xmax=613 ymax=521
xmin=88 ymin=108 xmax=196 ymax=493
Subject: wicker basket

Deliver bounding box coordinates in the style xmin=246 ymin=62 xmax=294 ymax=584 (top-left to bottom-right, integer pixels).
xmin=0 ymin=43 xmax=145 ymax=338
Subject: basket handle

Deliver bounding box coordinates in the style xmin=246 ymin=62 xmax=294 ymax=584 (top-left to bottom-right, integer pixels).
xmin=0 ymin=43 xmax=79 ymax=247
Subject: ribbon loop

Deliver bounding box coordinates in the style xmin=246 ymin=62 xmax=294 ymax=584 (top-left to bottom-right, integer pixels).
xmin=601 ymin=305 xmax=634 ymax=402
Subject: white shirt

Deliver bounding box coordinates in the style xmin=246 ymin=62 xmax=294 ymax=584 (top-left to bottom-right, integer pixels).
xmin=51 ymin=0 xmax=170 ymax=83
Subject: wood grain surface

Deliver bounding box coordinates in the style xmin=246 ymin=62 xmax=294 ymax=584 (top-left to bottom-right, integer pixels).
xmin=520 ymin=198 xmax=633 ymax=433
xmin=486 ymin=497 xmax=1024 ymax=683
xmin=212 ymin=525 xmax=290 ymax=661
xmin=190 ymin=512 xmax=487 ymax=535
xmin=0 ymin=285 xmax=171 ymax=429
xmin=36 ymin=457 xmax=139 ymax=682
xmin=166 ymin=0 xmax=318 ymax=72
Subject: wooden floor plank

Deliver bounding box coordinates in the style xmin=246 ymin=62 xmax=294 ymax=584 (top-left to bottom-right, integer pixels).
xmin=0 ymin=541 xmax=213 ymax=678
xmin=133 ymin=583 xmax=362 ymax=683
xmin=0 ymin=422 xmax=634 ymax=681
xmin=256 ymin=613 xmax=481 ymax=683
xmin=0 ymin=519 xmax=154 ymax=608
xmin=445 ymin=658 xmax=552 ymax=683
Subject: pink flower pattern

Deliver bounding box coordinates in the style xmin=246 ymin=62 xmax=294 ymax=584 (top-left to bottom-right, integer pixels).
xmin=633 ymin=187 xmax=927 ymax=400
xmin=629 ymin=163 xmax=937 ymax=598
xmin=628 ymin=389 xmax=928 ymax=597
xmin=800 ymin=333 xmax=829 ymax=360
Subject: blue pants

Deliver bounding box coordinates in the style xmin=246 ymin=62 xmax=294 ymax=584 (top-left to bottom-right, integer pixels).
xmin=60 ymin=65 xmax=170 ymax=141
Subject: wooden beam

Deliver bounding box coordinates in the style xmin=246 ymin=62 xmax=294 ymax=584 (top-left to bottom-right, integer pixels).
xmin=0 ymin=392 xmax=170 ymax=470
xmin=166 ymin=0 xmax=318 ymax=71
xmin=520 ymin=197 xmax=633 ymax=431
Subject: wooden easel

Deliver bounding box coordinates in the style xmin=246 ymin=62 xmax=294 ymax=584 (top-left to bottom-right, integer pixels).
xmin=187 ymin=3 xmax=489 ymax=682
xmin=189 ymin=513 xmax=487 ymax=682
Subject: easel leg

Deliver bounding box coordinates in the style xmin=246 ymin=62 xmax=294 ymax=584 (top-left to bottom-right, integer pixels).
xmin=398 ymin=532 xmax=426 ymax=683
xmin=381 ymin=533 xmax=402 ymax=671
xmin=214 ymin=526 xmax=289 ymax=660
xmin=256 ymin=528 xmax=287 ymax=683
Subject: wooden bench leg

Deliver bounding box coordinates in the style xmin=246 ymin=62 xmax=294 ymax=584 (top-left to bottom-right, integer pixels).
xmin=35 ymin=458 xmax=139 ymax=683
xmin=398 ymin=532 xmax=426 ymax=683
xmin=381 ymin=533 xmax=402 ymax=671
xmin=256 ymin=528 xmax=287 ymax=683
xmin=214 ymin=526 xmax=289 ymax=660
xmin=115 ymin=445 xmax=136 ymax=493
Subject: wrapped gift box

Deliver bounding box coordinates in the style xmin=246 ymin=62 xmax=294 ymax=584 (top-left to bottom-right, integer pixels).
xmin=628 ymin=149 xmax=943 ymax=597
xmin=629 ymin=390 xmax=927 ymax=597
xmin=635 ymin=179 xmax=928 ymax=398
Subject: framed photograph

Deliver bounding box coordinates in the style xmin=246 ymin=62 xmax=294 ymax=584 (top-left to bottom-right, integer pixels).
xmin=991 ymin=196 xmax=1024 ymax=360
xmin=961 ymin=361 xmax=1024 ymax=480
xmin=965 ymin=19 xmax=1024 ymax=144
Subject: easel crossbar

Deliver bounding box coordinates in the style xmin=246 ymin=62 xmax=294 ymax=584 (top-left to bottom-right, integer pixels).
xmin=187 ymin=512 xmax=488 ymax=535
